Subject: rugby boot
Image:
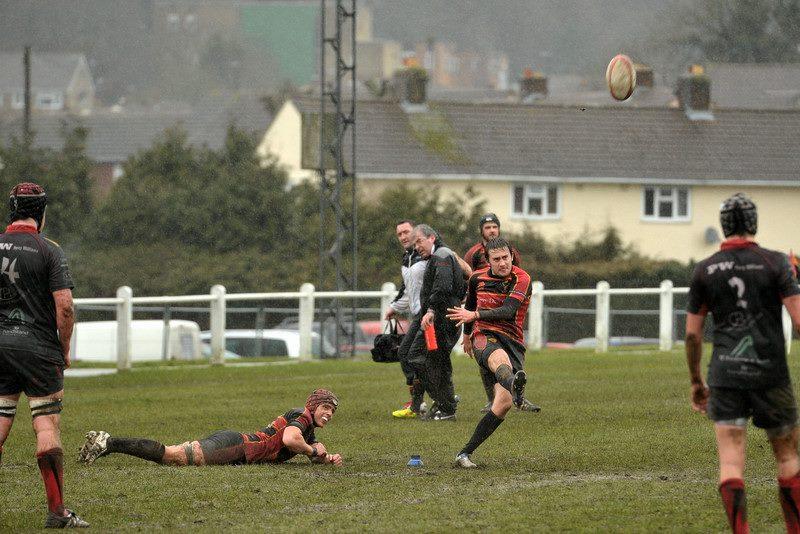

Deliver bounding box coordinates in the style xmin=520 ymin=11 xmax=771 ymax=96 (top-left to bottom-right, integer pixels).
xmin=511 ymin=370 xmax=527 ymax=409
xmin=78 ymin=430 xmax=110 ymax=465
xmin=45 ymin=509 xmax=89 ymax=528
xmin=432 ymin=410 xmax=456 ymax=421
xmin=454 ymin=453 xmax=478 ymax=469
xmin=518 ymin=398 xmax=541 ymax=412
xmin=392 ymin=406 xmax=417 ymax=418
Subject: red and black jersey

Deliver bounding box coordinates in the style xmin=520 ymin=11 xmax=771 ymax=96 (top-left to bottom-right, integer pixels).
xmin=241 ymin=408 xmax=317 ymax=464
xmin=464 ymin=241 xmax=522 ymax=272
xmin=687 ymin=238 xmax=800 ymax=389
xmin=464 ymin=265 xmax=532 ymax=345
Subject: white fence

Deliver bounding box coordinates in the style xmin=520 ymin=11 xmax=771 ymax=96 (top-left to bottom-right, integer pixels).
xmin=73 ymin=280 xmax=794 ymax=370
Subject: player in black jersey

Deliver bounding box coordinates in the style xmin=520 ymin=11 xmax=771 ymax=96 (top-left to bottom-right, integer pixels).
xmin=447 ymin=238 xmax=532 ymax=468
xmin=686 ymin=193 xmax=800 ymax=534
xmin=0 ymin=183 xmax=87 ymax=528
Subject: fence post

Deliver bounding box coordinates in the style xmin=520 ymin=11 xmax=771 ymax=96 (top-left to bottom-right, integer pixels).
xmin=116 ymin=286 xmax=132 ymax=371
xmin=380 ymin=282 xmax=397 ymax=331
xmin=210 ymin=285 xmax=226 ymax=365
xmin=659 ymin=280 xmax=674 ymax=351
xmin=784 ymin=305 xmax=793 ymax=355
xmin=595 ymin=281 xmax=610 ymax=353
xmin=528 ymin=281 xmax=544 ymax=350
xmin=299 ymin=283 xmax=315 ymax=361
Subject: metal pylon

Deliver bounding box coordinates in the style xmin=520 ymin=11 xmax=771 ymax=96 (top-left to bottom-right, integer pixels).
xmin=318 ymin=0 xmax=357 ymax=357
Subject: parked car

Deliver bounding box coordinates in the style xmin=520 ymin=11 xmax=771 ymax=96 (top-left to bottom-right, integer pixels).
xmin=199 ymin=329 xmax=333 ymax=359
xmin=276 ymin=317 xmax=410 ymax=355
xmin=199 ymin=343 xmax=242 ymax=360
xmin=72 ymin=320 xmax=202 ymax=362
xmin=573 ymin=336 xmax=660 ymax=348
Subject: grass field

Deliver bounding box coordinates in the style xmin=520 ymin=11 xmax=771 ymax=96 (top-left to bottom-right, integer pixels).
xmin=2 ymin=345 xmax=800 ymax=532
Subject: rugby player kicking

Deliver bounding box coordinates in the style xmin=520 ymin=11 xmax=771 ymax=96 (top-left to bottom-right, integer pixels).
xmin=78 ymin=389 xmax=343 ymax=467
xmin=686 ymin=194 xmax=800 ymax=533
xmin=446 ymin=238 xmax=532 ymax=468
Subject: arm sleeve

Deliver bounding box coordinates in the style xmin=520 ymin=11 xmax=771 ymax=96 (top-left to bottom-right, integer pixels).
xmin=777 ymin=254 xmax=800 ymax=298
xmin=476 ymin=297 xmax=523 ymax=321
xmin=686 ymin=264 xmax=707 ymax=314
xmin=392 ymin=280 xmax=406 ymax=303
xmin=391 ymin=283 xmax=410 ymax=313
xmin=47 ymin=242 xmax=74 ymax=292
xmin=463 ymin=275 xmax=478 ymax=336
xmin=286 ymin=410 xmax=312 ymax=432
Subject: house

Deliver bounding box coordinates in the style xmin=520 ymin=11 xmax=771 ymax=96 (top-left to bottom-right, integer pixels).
xmin=0 ymin=52 xmax=95 ymax=114
xmin=0 ymin=94 xmax=271 ymax=198
xmin=705 ymin=63 xmax=800 ymax=109
xmin=257 ymin=76 xmax=800 ymax=263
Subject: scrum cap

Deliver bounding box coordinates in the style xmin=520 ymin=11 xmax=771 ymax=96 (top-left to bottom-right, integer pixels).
xmin=8 ymin=182 xmax=47 ymax=230
xmin=479 ymin=213 xmax=500 ymax=229
xmin=306 ymin=389 xmax=339 ymax=413
xmin=719 ymin=193 xmax=757 ymax=238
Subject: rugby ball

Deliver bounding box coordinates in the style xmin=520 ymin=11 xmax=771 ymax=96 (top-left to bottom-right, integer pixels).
xmin=605 ymin=54 xmax=636 ymax=101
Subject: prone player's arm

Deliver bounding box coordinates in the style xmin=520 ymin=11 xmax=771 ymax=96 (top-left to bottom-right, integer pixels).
xmin=53 ymin=288 xmax=74 ymax=368
xmin=282 ymin=425 xmax=325 ymax=458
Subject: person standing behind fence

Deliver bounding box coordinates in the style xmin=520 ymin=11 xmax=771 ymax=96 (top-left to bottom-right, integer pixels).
xmin=413 ymin=224 xmax=465 ymax=421
xmin=0 ymin=183 xmax=87 ymax=528
xmin=464 ymin=213 xmax=539 ymax=414
xmin=685 ymin=193 xmax=800 ymax=534
xmin=384 ymin=220 xmax=429 ymax=418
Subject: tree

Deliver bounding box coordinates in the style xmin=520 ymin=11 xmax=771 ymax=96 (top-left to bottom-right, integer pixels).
xmin=665 ymin=0 xmax=800 ymax=63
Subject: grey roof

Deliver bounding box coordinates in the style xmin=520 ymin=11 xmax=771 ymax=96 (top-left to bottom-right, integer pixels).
xmin=293 ymin=98 xmax=800 ymax=185
xmin=0 ymin=96 xmax=272 ymax=163
xmin=706 ymin=63 xmax=800 ymax=110
xmin=0 ymin=52 xmax=86 ymax=91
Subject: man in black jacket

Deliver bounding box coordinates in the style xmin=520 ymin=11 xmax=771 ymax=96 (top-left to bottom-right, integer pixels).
xmin=412 ymin=224 xmax=464 ymax=420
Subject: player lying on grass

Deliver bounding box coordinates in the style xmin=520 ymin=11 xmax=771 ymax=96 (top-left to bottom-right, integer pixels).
xmin=78 ymin=389 xmax=343 ymax=467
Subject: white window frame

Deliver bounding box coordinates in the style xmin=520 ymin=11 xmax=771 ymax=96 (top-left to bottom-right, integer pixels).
xmin=10 ymin=92 xmax=24 ymax=109
xmin=34 ymin=91 xmax=63 ymax=110
xmin=641 ymin=185 xmax=691 ymax=222
xmin=510 ymin=183 xmax=561 ymax=220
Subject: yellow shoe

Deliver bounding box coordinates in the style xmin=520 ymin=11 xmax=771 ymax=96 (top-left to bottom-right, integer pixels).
xmin=392 ymin=407 xmax=417 ymax=418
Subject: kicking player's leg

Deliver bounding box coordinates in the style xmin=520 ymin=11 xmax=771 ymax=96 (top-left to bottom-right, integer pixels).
xmin=485 ymin=347 xmax=526 ymax=409
xmin=715 ymin=424 xmax=749 ymax=534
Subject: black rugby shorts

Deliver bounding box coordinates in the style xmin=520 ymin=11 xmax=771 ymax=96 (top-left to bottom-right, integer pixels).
xmin=0 ymin=347 xmax=64 ymax=397
xmin=708 ymin=384 xmax=799 ymax=434
xmin=471 ymin=331 xmax=525 ymax=379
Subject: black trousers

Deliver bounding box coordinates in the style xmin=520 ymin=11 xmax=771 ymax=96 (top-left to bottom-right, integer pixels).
xmin=398 ymin=316 xmax=421 ymax=387
xmin=404 ymin=314 xmax=458 ymax=414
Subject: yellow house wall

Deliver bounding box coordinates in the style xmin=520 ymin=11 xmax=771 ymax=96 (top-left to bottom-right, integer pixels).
xmin=257 ymin=101 xmax=314 ymax=186
xmin=359 ymin=178 xmax=800 ymax=262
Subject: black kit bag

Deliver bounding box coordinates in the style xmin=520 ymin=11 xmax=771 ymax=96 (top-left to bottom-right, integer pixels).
xmin=371 ymin=319 xmax=405 ymax=363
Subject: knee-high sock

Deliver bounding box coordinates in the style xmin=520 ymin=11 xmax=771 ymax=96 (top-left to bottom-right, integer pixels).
xmin=37 ymin=448 xmax=65 ymax=516
xmin=459 ymin=411 xmax=504 ymax=456
xmin=779 ymin=472 xmax=800 ymax=533
xmin=107 ymin=437 xmax=166 ymax=463
xmin=719 ymin=478 xmax=749 ymax=534
xmin=494 ymin=364 xmax=514 ymax=394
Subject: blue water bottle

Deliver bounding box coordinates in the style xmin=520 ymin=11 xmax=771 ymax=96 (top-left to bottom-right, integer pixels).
xmin=407 ymin=455 xmax=423 ymax=467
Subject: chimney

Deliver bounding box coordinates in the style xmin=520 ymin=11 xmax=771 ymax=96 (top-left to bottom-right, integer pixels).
xmin=634 ymin=63 xmax=654 ymax=88
xmin=520 ymin=68 xmax=547 ymax=102
xmin=676 ymin=64 xmax=712 ymax=121
xmin=393 ymin=66 xmax=428 ymax=111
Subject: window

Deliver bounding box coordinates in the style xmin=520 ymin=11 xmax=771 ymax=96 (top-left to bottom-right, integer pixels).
xmin=511 ymin=184 xmax=560 ymax=219
xmin=10 ymin=92 xmax=24 ymax=109
xmin=35 ymin=91 xmax=63 ymax=110
xmin=642 ymin=186 xmax=690 ymax=221
xmin=167 ymin=13 xmax=180 ymax=30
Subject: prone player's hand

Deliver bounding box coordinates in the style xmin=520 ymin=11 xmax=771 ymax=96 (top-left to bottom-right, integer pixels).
xmin=313 ymin=442 xmax=328 ymax=457
xmin=327 ymin=453 xmax=343 ymax=466
xmin=690 ymin=382 xmax=709 ymax=414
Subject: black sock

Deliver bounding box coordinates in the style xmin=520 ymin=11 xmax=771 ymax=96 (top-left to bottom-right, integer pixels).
xmin=460 ymin=411 xmax=504 ymax=456
xmin=494 ymin=364 xmax=514 ymax=393
xmin=107 ymin=437 xmax=166 ymax=464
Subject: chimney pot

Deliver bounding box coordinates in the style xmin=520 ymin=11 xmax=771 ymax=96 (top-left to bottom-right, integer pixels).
xmin=520 ymin=69 xmax=547 ymax=102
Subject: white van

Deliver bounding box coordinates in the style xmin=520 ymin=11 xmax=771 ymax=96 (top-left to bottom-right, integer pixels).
xmin=199 ymin=329 xmax=333 ymax=359
xmin=73 ymin=320 xmax=202 ymax=362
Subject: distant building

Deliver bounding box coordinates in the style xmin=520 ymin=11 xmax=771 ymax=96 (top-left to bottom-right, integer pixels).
xmin=0 ymin=52 xmax=94 ymax=114
xmin=411 ymin=41 xmax=509 ymax=90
